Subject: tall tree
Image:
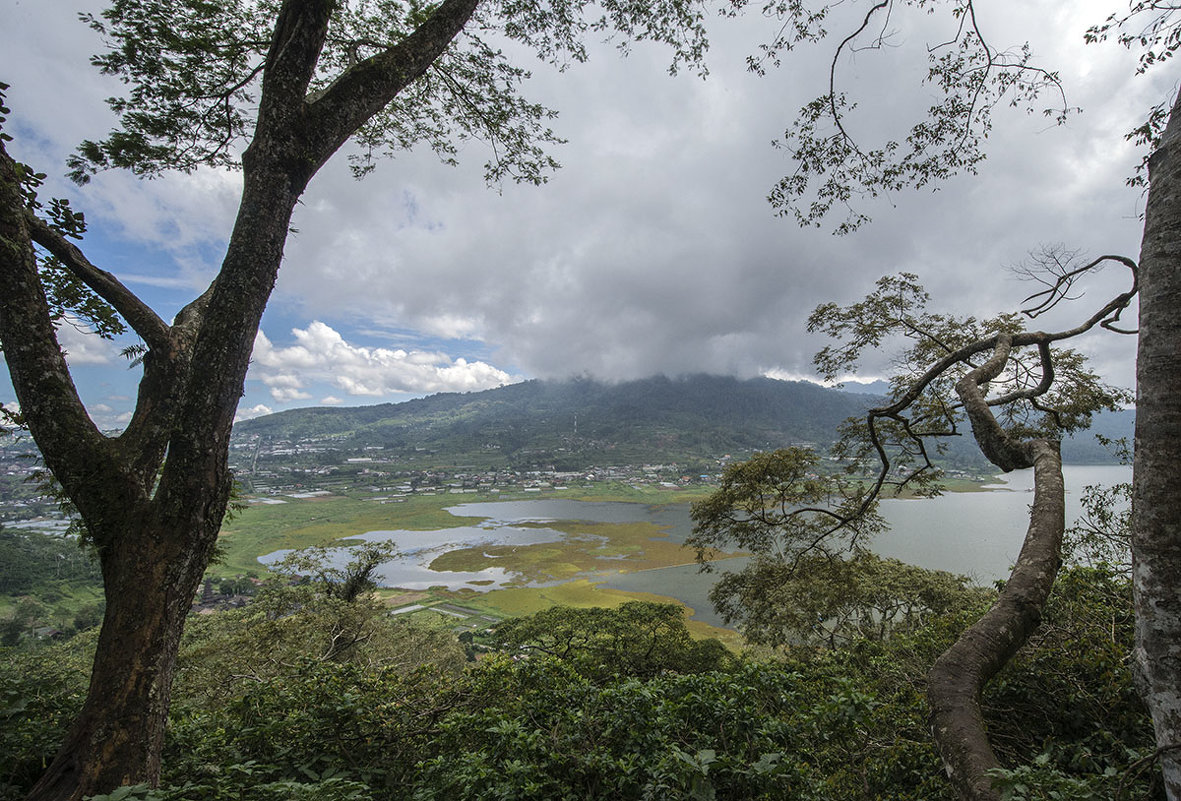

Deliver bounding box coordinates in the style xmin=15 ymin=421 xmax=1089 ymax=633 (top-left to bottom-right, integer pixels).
xmin=694 ymin=265 xmax=1137 ymax=799
xmin=0 ymin=2 xmax=722 ymax=798
xmin=1130 ymin=83 xmax=1181 ymax=800
xmin=754 ymin=2 xmax=1181 ymax=795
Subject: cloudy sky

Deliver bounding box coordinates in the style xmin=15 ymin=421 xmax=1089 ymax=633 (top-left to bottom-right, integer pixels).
xmin=0 ymin=0 xmax=1165 ymax=428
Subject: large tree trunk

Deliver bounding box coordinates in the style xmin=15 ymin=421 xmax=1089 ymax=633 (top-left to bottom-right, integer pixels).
xmin=25 ymin=515 xmax=221 ymax=800
xmin=2 ymin=2 xmax=484 ymax=797
xmin=1133 ymin=87 xmax=1181 ymax=799
xmin=21 ymin=166 xmax=303 ymax=801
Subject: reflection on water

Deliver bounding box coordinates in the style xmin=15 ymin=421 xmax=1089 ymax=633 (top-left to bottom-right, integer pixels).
xmin=260 ymin=465 xmax=1130 ymax=627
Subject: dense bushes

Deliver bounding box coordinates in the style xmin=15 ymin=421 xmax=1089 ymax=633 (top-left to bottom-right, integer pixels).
xmin=0 ymin=565 xmax=1161 ymax=800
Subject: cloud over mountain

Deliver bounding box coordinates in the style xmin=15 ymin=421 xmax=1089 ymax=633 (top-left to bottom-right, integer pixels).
xmin=251 ymin=322 xmax=515 ymax=403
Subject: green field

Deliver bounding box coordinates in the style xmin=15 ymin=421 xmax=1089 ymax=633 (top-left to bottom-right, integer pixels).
xmin=217 ymin=485 xmax=743 ymax=642
xmin=213 ymin=475 xmax=996 ymax=646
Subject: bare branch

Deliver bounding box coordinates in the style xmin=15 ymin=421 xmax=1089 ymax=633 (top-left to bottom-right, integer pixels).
xmin=1020 ymin=252 xmax=1139 ymax=330
xmin=826 ymin=1 xmax=891 ymax=165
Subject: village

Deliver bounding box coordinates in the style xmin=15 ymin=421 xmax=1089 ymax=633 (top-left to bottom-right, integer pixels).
xmin=226 ymin=431 xmax=755 ymax=501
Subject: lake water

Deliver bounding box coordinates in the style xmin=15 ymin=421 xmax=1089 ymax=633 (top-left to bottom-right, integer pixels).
xmin=606 ymin=465 xmax=1130 ymax=626
xmin=261 ymin=465 xmax=1130 ymax=628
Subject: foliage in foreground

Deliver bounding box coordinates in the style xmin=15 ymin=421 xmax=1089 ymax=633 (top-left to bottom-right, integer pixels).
xmin=0 ymin=560 xmax=1160 ymax=801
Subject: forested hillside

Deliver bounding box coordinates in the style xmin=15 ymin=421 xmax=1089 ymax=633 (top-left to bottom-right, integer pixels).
xmin=240 ymin=375 xmax=863 ymax=445
xmin=234 ymin=374 xmax=1131 ymax=468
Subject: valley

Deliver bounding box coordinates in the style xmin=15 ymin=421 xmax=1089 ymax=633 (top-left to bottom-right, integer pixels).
xmin=1 ymin=374 xmax=1131 ymax=641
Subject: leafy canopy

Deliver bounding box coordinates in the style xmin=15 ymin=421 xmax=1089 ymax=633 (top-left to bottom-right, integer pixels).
xmin=70 ymin=0 xmax=727 ymax=185
xmin=0 ymin=84 xmax=124 ymax=345
xmin=809 ymin=267 xmax=1132 ymax=496
xmin=491 ymin=601 xmax=732 ymax=681
xmin=757 ymin=0 xmax=1073 ymax=233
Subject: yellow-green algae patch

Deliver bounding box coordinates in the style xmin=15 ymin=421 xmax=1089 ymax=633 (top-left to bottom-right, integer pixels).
xmin=426 ymin=518 xmax=736 ymax=584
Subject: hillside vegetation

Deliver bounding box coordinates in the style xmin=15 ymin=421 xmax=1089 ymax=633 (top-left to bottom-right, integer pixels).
xmin=1 ymin=564 xmax=1157 ymax=800
xmin=235 ymin=374 xmax=1131 ymax=468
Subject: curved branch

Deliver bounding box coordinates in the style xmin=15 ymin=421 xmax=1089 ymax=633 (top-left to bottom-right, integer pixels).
xmin=827 ymin=1 xmax=890 ymax=162
xmin=24 ymin=211 xmax=171 ymax=352
xmin=0 ymin=142 xmax=118 ymax=510
xmin=984 ymin=342 xmax=1054 ymax=408
xmin=956 ymin=334 xmax=1036 ymax=470
xmin=928 ymin=438 xmax=1064 ymax=801
xmin=1021 ymin=254 xmax=1138 ymax=324
xmin=856 ymin=257 xmax=1136 ymax=503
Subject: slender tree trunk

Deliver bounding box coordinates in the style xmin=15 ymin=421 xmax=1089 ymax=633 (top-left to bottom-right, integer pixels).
xmin=1133 ymin=86 xmax=1181 ymax=799
xmin=928 ymin=440 xmax=1064 ymax=801
xmin=927 ymin=338 xmax=1066 ymax=801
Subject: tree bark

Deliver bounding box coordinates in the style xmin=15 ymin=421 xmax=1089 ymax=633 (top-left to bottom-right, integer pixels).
xmin=18 ymin=167 xmax=303 ymax=801
xmin=928 ymin=439 xmax=1063 ymax=801
xmin=1133 ymin=86 xmax=1181 ymax=800
xmin=24 ymin=516 xmax=217 ymax=800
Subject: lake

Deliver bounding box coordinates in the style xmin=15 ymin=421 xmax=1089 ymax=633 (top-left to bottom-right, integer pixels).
xmin=605 ymin=465 xmax=1130 ymax=626
xmin=261 ymin=465 xmax=1130 ymax=628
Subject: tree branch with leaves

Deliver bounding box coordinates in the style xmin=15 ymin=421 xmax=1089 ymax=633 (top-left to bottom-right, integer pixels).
xmin=807 ymin=257 xmax=1136 ymax=800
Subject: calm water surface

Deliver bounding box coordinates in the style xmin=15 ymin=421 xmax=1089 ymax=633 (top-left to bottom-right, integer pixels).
xmin=262 ymin=465 xmax=1130 ymax=628
xmin=605 ymin=465 xmax=1130 ymax=625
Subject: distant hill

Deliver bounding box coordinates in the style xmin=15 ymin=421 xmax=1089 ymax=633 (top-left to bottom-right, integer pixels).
xmin=1061 ymin=407 xmax=1134 ymax=465
xmin=235 ymin=375 xmax=876 ymax=469
xmin=233 ymin=374 xmax=1131 ymax=469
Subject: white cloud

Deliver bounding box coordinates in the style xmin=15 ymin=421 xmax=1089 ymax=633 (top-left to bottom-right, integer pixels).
xmin=251 ymin=321 xmax=516 ymax=400
xmin=762 ymin=368 xmax=887 ymax=387
xmin=761 ymin=368 xmax=822 ymax=384
xmin=270 ymin=386 xmax=313 ymax=403
xmin=87 ymin=405 xmax=132 ymax=431
xmin=234 ymin=403 xmax=275 ymax=423
xmin=56 ymin=325 xmax=117 ymax=366
xmin=1 ymin=0 xmax=1148 ymax=406
xmin=321 ymin=395 xmax=343 ymax=405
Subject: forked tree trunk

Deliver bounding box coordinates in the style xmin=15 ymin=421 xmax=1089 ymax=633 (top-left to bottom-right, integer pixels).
xmin=1133 ymin=87 xmax=1181 ymax=799
xmin=927 ymin=338 xmax=1066 ymax=801
xmin=17 ymin=159 xmax=299 ymax=801
xmin=4 ymin=3 xmax=483 ymax=797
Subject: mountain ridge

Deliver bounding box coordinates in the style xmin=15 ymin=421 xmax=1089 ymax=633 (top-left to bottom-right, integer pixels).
xmin=234 ymin=374 xmax=1131 ymax=468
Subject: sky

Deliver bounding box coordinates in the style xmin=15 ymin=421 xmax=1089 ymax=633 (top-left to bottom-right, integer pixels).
xmin=0 ymin=0 xmax=1167 ymax=429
